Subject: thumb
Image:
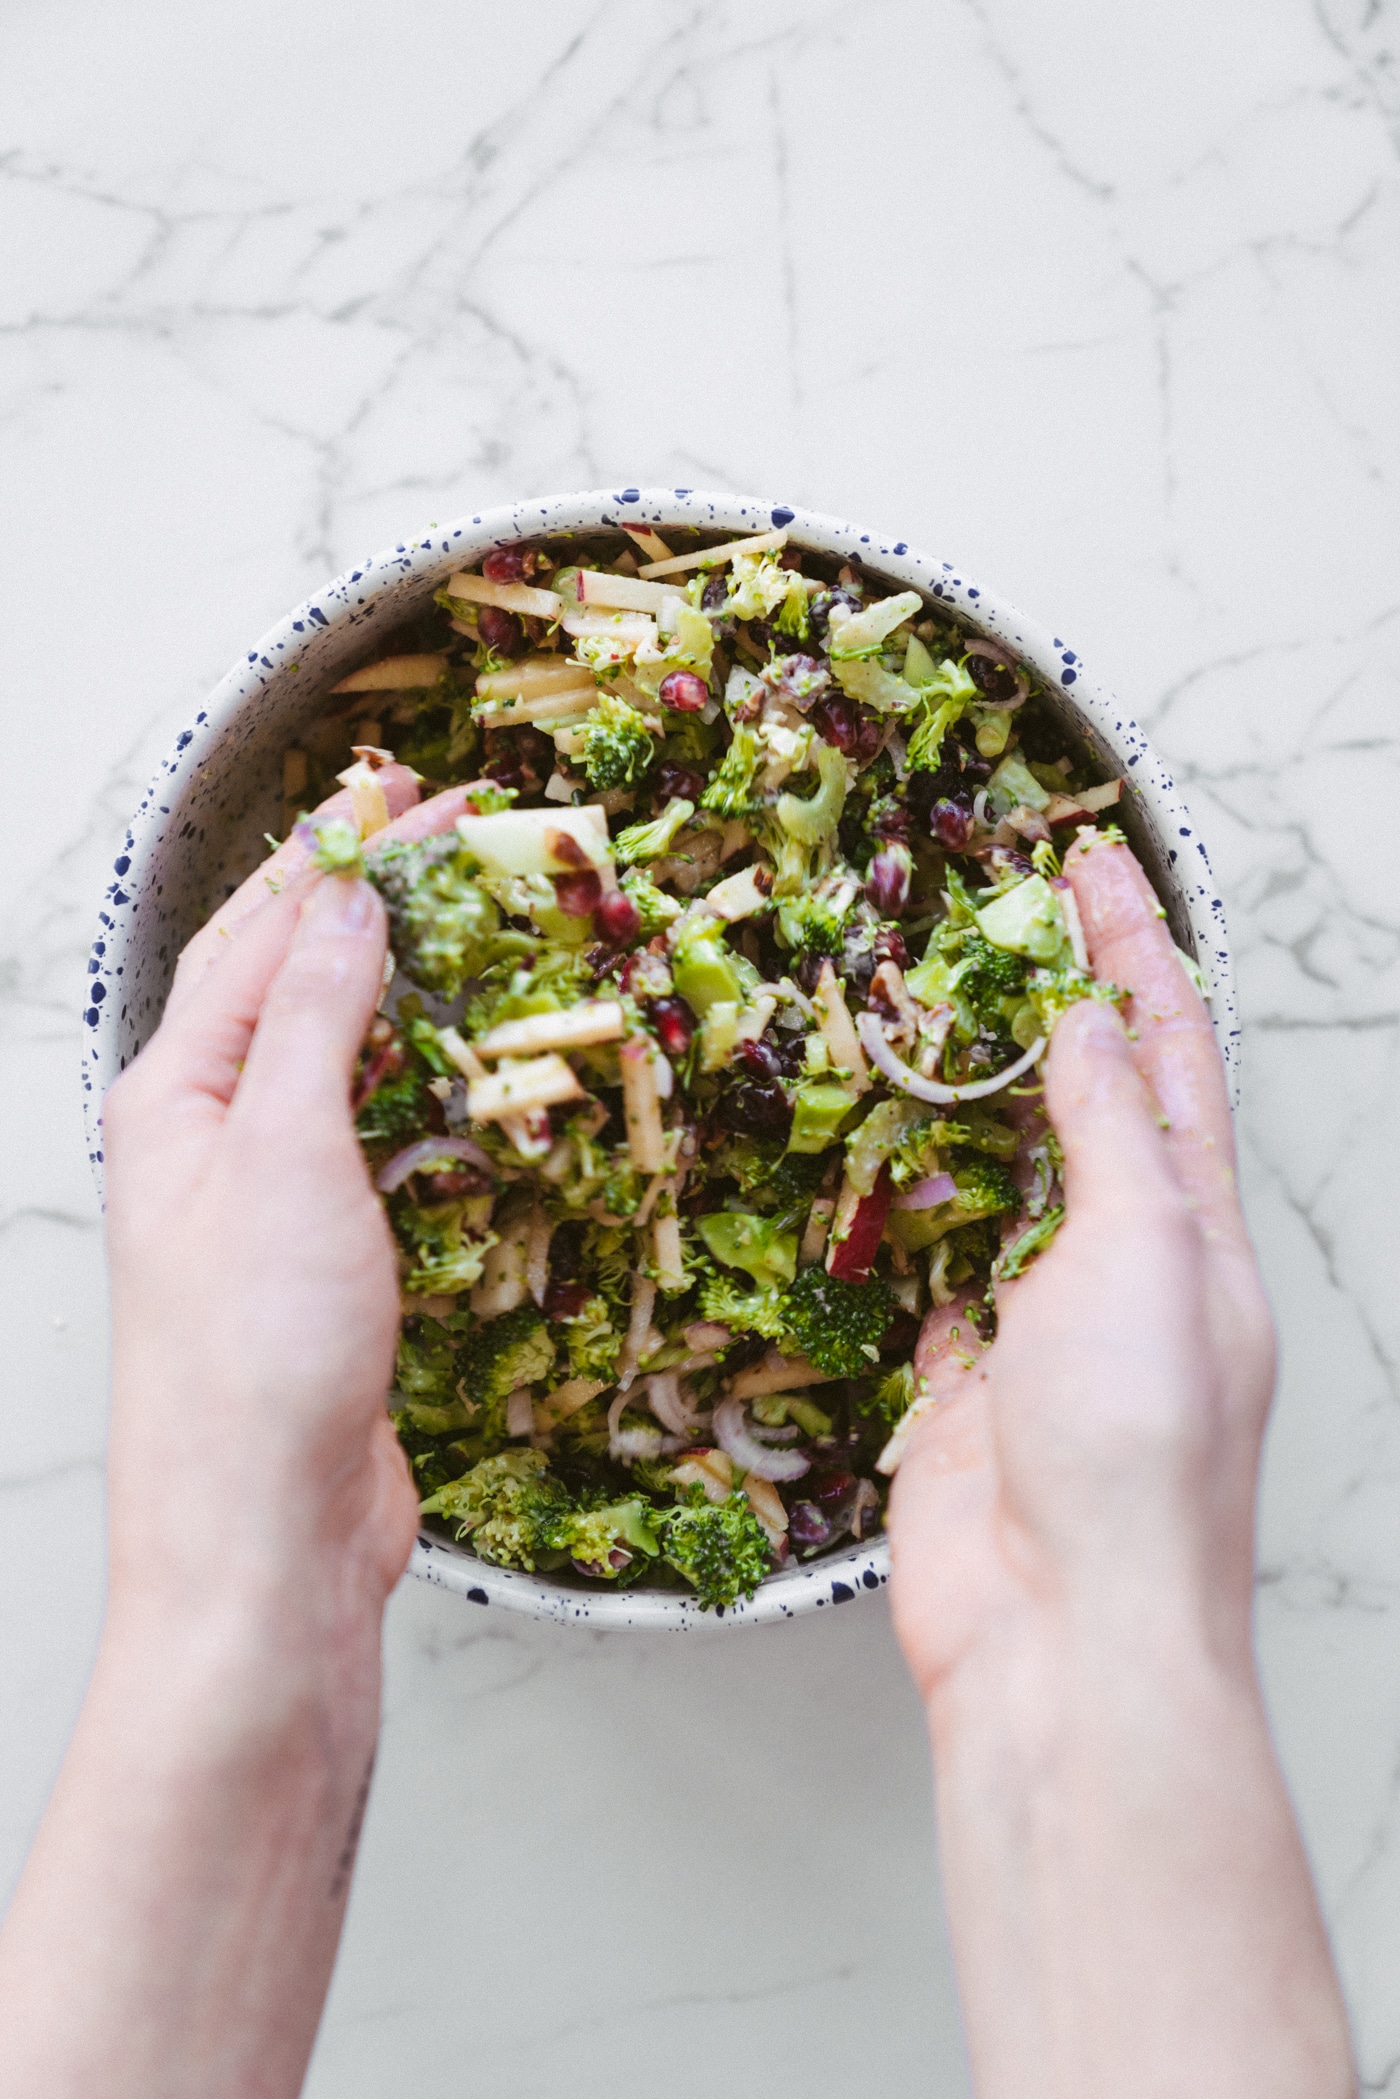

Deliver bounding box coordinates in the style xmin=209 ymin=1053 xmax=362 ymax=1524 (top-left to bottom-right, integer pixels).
xmin=1045 ymin=998 xmax=1183 ymax=1223
xmin=228 ymin=875 xmax=387 ymax=1144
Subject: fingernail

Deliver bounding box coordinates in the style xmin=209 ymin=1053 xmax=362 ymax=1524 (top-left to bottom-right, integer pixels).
xmin=306 ymin=874 xmax=376 ymax=934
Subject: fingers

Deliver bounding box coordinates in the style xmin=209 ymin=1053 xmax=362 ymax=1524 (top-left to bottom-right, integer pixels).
xmin=1043 ymin=997 xmax=1183 ymax=1223
xmin=364 ymin=781 xmax=476 ymax=854
xmin=1064 ymin=833 xmax=1242 ymax=1245
xmin=113 ymin=887 xmax=305 ymax=1127
xmin=228 ymin=876 xmax=388 ymax=1146
xmin=168 ymin=763 xmax=421 ymax=1007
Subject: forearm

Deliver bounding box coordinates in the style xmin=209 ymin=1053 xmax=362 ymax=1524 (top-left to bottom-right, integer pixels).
xmin=927 ymin=1610 xmax=1355 ymax=2099
xmin=0 ymin=1584 xmax=384 ymax=2099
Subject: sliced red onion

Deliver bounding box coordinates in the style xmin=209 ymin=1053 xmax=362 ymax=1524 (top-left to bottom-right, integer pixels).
xmin=684 ymin=1321 xmax=734 ymax=1352
xmin=891 ymin=1172 xmax=957 ymax=1211
xmin=749 ymin=1421 xmax=801 ymax=1445
xmin=713 ymin=1395 xmax=810 ymax=1483
xmin=857 ymin=1011 xmax=1046 ymax=1104
xmin=376 ymin=1135 xmax=495 ymax=1193
xmin=645 ymin=1371 xmax=710 ymax=1437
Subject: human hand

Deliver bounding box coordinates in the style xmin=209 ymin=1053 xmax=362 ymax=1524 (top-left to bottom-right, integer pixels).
xmin=102 ymin=777 xmax=476 ymax=1633
xmin=887 ymin=833 xmax=1353 ymax=2099
xmin=889 ymin=831 xmax=1274 ymax=1697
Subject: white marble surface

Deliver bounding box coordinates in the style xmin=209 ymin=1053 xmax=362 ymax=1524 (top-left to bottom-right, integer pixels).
xmin=2 ymin=0 xmax=1397 ymax=2088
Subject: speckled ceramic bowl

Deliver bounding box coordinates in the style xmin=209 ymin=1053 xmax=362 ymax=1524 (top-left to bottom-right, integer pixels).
xmin=84 ymin=488 xmax=1236 ymax=1631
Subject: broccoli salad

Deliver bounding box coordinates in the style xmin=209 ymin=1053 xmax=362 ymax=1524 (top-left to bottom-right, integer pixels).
xmin=304 ymin=523 xmax=1133 ymax=1611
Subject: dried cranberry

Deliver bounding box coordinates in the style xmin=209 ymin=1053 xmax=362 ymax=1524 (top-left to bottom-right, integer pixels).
xmin=812 ymin=695 xmax=882 ymax=767
xmin=807 ymin=586 xmax=859 ymax=647
xmin=419 ymin=1167 xmax=491 ymax=1202
xmin=595 ymin=888 xmax=640 ymax=946
xmin=353 ymin=1036 xmax=405 ymax=1112
xmin=477 ymin=604 xmax=526 ymax=658
xmin=482 ymin=546 xmax=528 ymax=582
xmin=789 ymin=1502 xmax=832 ymax=1550
xmin=865 ymin=845 xmax=912 ymax=917
xmin=967 ymin=652 xmax=1021 ymax=704
xmin=739 ymin=1036 xmax=784 ymax=1082
xmin=989 ymin=844 xmax=1034 ymax=880
xmin=930 ymin=795 xmax=974 ymax=850
xmin=544 ymin=1277 xmax=592 ymax=1321
xmin=649 ymin=997 xmax=694 ymax=1059
xmin=873 ymin=800 xmax=911 ymax=841
xmin=874 ymin=925 xmax=910 ymax=970
xmin=656 ymin=761 xmax=704 ymax=805
xmin=718 ymin=1076 xmax=792 ymax=1141
xmin=809 ymin=1466 xmax=859 ymax=1514
xmin=659 ymin=670 xmax=709 ymax=713
xmin=553 ymin=867 xmax=603 ymax=917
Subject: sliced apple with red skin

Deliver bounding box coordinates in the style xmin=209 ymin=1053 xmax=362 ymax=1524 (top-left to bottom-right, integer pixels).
xmin=826 ymin=1164 xmax=894 ymax=1284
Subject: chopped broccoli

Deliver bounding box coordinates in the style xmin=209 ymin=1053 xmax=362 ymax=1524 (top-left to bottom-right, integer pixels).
xmin=779 ymin=1264 xmax=893 ymax=1376
xmin=698 ymin=1210 xmax=799 ymax=1289
xmin=456 ymin=1303 xmax=556 ymax=1408
xmin=355 ymin=1055 xmax=434 ymax=1151
xmin=369 ymin=833 xmax=503 ymax=1000
xmin=613 ymin=797 xmax=696 ymax=866
xmin=392 ymin=1318 xmax=472 ymax=1434
xmin=775 ymin=889 xmax=852 ymax=958
xmin=658 ymin=1488 xmax=773 ymax=1609
xmin=946 ymin=1153 xmax=1021 ymax=1226
xmin=420 ymin=1450 xmax=572 ymax=1569
xmin=581 ymin=693 xmax=658 ymax=793
xmin=310 ymin=817 xmax=365 ymax=876
xmin=761 ymin=742 xmax=849 ymax=896
xmin=1022 ymin=964 xmax=1122 ymax=1040
xmin=994 ymin=1204 xmax=1065 ymax=1282
xmin=555 ymin=1293 xmax=623 ymax=1381
xmin=700 ymin=726 xmax=763 ymax=818
xmin=904 ymin=658 xmax=979 ymax=772
xmin=975 ymin=873 xmax=1072 ymax=969
xmin=390 ymin=1195 xmax=497 ymax=1298
xmin=619 ymin=864 xmax=683 ymax=935
xmin=774 ymin=576 xmax=810 ymax=639
xmin=724 ymin=550 xmax=792 ymax=623
xmin=697 ymin=1269 xmax=792 ymax=1341
xmin=862 ymin=1359 xmax=914 ymax=1427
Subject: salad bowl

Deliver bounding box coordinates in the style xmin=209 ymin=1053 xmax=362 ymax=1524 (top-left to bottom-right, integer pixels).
xmin=84 ymin=488 xmax=1235 ymax=1631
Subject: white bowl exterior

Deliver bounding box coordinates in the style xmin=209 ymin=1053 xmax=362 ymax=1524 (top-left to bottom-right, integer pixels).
xmin=84 ymin=487 xmax=1238 ymax=1632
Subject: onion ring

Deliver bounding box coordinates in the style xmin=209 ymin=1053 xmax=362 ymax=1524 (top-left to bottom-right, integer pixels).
xmin=857 ymin=1011 xmax=1046 ymax=1104
xmin=713 ymin=1396 xmax=810 ymax=1483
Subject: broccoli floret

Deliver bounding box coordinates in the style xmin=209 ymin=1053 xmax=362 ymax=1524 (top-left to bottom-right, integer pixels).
xmin=774 ymin=576 xmax=810 ymax=639
xmin=904 ymin=661 xmax=978 ymax=772
xmin=862 ymin=1359 xmax=914 ymax=1427
xmin=659 ymin=1488 xmax=773 ymax=1609
xmin=1023 ymin=965 xmax=1122 ymax=1039
xmin=724 ymin=550 xmax=792 ymax=623
xmin=779 ymin=1264 xmax=894 ymax=1376
xmin=581 ymin=693 xmax=658 ymax=792
xmin=619 ymin=864 xmax=683 ymax=936
xmin=310 ymin=817 xmax=365 ymax=876
xmin=697 ymin=1210 xmax=799 ymax=1289
xmin=553 ymin=1497 xmax=660 ymax=1575
xmin=613 ymin=797 xmax=696 ymax=866
xmin=775 ymin=889 xmax=852 ymax=958
xmin=761 ymin=742 xmax=849 ymax=896
xmin=698 ymin=1270 xmax=792 ymax=1341
xmin=354 ymin=1057 xmax=434 ymax=1151
xmin=456 ymin=1303 xmax=556 ymax=1408
xmin=700 ymin=726 xmax=763 ymax=818
xmin=390 ymin=1194 xmax=497 ymax=1298
xmin=554 ymin=1293 xmax=623 ymax=1381
xmin=945 ymin=1151 xmax=1021 ymax=1228
xmin=369 ymin=833 xmax=503 ymax=1000
xmin=420 ymin=1450 xmax=572 ymax=1569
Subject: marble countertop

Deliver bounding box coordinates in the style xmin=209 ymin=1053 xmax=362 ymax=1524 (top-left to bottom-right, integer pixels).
xmin=2 ymin=2 xmax=1397 ymax=2090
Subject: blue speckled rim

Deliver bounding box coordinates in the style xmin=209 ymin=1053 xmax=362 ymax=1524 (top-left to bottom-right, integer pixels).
xmin=83 ymin=487 xmax=1238 ymax=1632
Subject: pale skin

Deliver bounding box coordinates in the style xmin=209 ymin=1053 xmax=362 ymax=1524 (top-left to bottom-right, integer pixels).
xmin=0 ymin=790 xmax=1357 ymax=2097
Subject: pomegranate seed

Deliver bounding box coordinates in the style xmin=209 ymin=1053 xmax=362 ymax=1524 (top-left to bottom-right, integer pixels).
xmin=865 ymin=845 xmax=912 ymax=917
xmin=477 ymin=605 xmax=526 ymax=658
xmin=930 ymin=795 xmax=974 ymax=850
xmin=482 ymin=547 xmax=528 ymax=582
xmin=595 ymin=888 xmax=641 ymax=946
xmin=659 ymin=670 xmax=709 ymax=713
xmin=649 ymin=997 xmax=694 ymax=1058
xmin=553 ymin=868 xmax=603 ymax=917
xmin=656 ymin=761 xmax=703 ymax=805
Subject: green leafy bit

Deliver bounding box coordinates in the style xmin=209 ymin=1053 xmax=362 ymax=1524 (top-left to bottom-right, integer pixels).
xmin=310 ymin=817 xmax=365 ymax=876
xmin=697 ymin=1210 xmax=799 ymax=1289
xmin=779 ymin=1264 xmax=893 ymax=1376
xmin=862 ymin=1360 xmax=915 ymax=1428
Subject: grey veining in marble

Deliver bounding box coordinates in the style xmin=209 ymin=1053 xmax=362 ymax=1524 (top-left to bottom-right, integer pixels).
xmin=1 ymin=2 xmax=1397 ymax=2091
